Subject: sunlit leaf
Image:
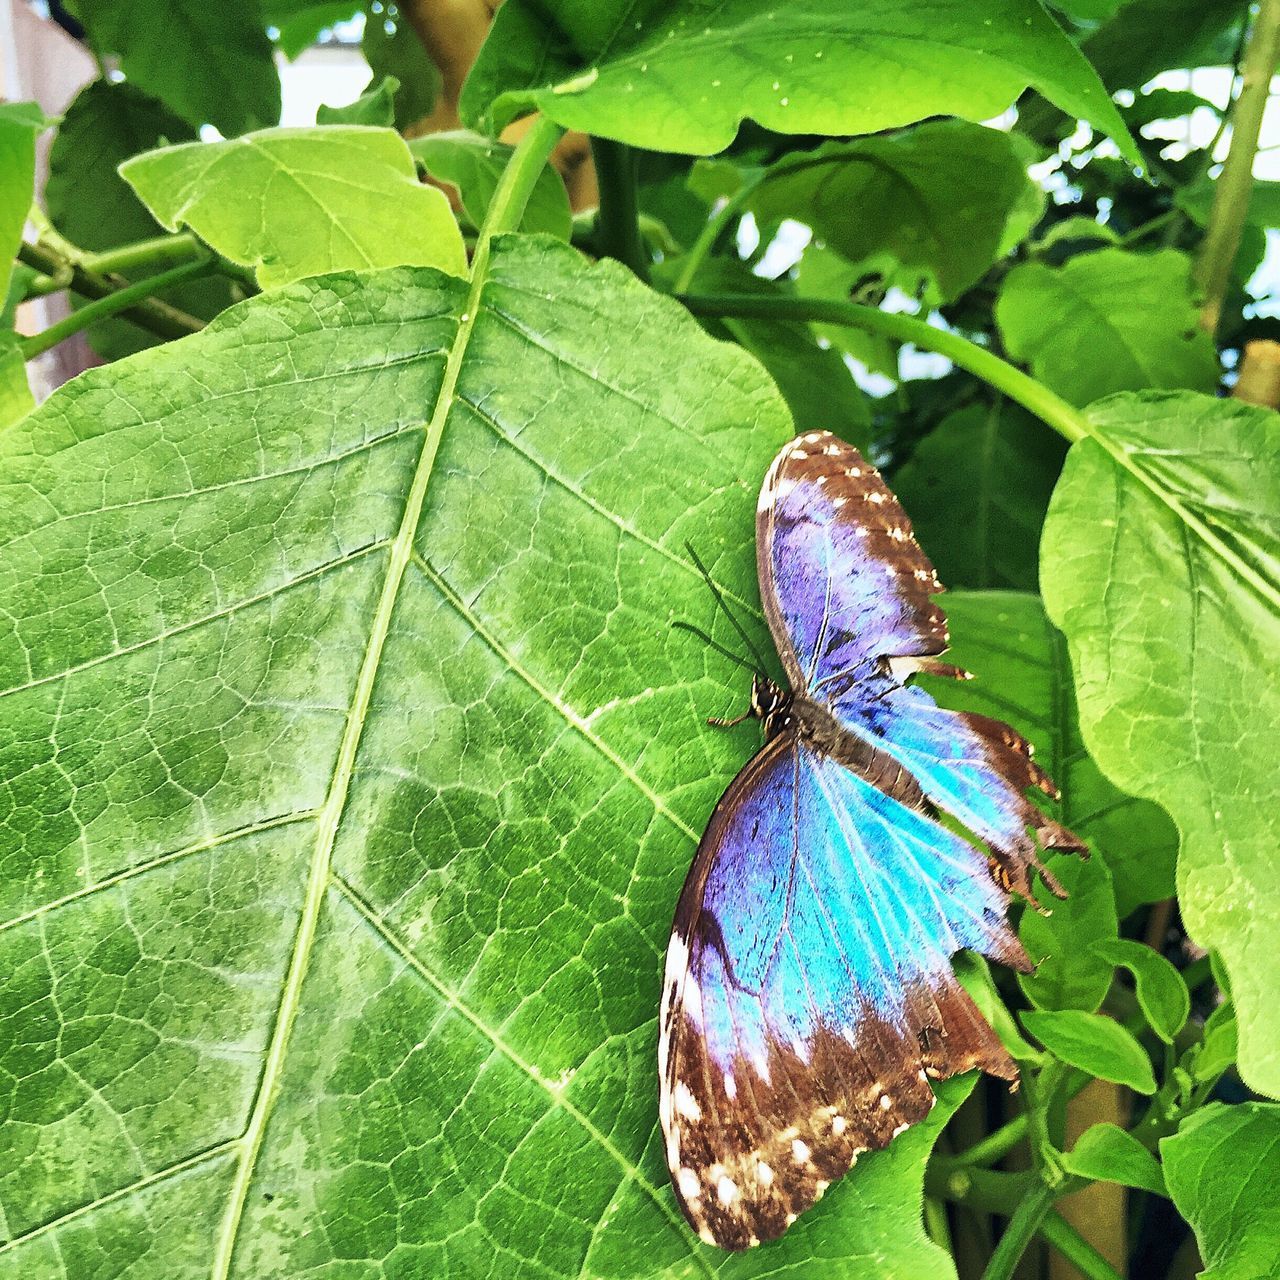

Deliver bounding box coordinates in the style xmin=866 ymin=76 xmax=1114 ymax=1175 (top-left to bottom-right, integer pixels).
xmin=1062 ymin=1122 xmax=1166 ymax=1196
xmin=121 ymin=127 xmax=466 ymax=287
xmin=1042 ymin=391 xmax=1280 ymax=1097
xmin=1096 ymin=939 xmax=1189 ymax=1044
xmin=460 ymin=0 xmax=1137 ymax=162
xmin=1021 ymin=1011 xmax=1156 ymax=1094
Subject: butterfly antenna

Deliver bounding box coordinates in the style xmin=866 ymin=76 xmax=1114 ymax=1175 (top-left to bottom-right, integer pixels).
xmin=670 ymin=620 xmax=755 ymax=672
xmin=682 ymin=541 xmax=770 ymax=674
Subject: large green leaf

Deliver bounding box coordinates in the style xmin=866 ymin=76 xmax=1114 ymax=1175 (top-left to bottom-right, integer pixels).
xmin=71 ymin=0 xmax=280 ymax=135
xmin=1041 ymin=391 xmax=1280 ymax=1097
xmin=45 ymin=80 xmax=237 ymax=359
xmin=121 ymin=127 xmax=466 ymax=287
xmin=1163 ymin=1103 xmax=1280 ymax=1279
xmin=996 ymin=248 xmax=1221 ymax=406
xmin=924 ymin=592 xmax=1177 ymax=928
xmin=0 ymin=235 xmax=967 ymax=1276
xmin=459 ymin=0 xmax=1138 ymax=162
xmin=893 ymin=400 xmax=1067 ymax=592
xmin=1021 ymin=1010 xmax=1156 ymax=1094
xmin=748 ymin=122 xmax=1043 ymax=305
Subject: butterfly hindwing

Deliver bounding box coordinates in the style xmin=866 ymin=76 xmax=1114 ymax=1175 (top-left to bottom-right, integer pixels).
xmin=660 ymin=734 xmax=1025 ymax=1250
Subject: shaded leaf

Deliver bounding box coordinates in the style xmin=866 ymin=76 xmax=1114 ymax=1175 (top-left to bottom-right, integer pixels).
xmin=893 ymin=400 xmax=1067 ymax=591
xmin=749 ymin=122 xmax=1043 ymax=305
xmin=1021 ymin=1010 xmax=1157 ymax=1093
xmin=45 ymin=79 xmax=236 ymax=359
xmin=460 ymin=0 xmax=1137 ymax=162
xmin=1163 ymin=1103 xmax=1280 ymax=1279
xmin=1096 ymin=939 xmax=1189 ymax=1044
xmin=363 ymin=7 xmax=441 ymax=131
xmin=317 ymin=75 xmax=400 ymax=127
xmin=1041 ymin=391 xmax=1280 ymax=1097
xmin=0 ymin=234 xmax=967 ymax=1275
xmin=265 ymin=0 xmax=361 ymax=58
xmin=71 ymin=0 xmax=280 ymax=135
xmin=1062 ymin=1122 xmax=1166 ymax=1195
xmin=996 ymin=249 xmax=1220 ymax=405
xmin=410 ymin=130 xmax=572 ymax=239
xmin=0 ymin=334 xmax=32 ymax=428
xmin=121 ymin=127 xmax=466 ymax=287
xmin=1193 ymin=1004 xmax=1238 ymax=1083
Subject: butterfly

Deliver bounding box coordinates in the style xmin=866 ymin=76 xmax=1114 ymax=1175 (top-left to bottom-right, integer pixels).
xmin=659 ymin=431 xmax=1085 ymax=1250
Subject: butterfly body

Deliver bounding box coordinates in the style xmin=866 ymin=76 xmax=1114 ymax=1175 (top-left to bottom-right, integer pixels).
xmin=661 ymin=432 xmax=1084 ymax=1250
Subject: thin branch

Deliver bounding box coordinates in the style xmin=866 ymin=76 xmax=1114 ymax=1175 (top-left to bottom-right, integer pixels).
xmin=678 ymin=291 xmax=1090 ymax=444
xmin=17 ymin=240 xmax=206 ymax=342
xmin=1195 ymin=0 xmax=1280 ymax=333
xmin=20 ymin=257 xmax=215 ymax=359
xmin=591 ymin=137 xmax=650 ymax=281
xmin=1039 ymin=1211 xmax=1127 ymax=1280
xmin=981 ymin=1181 xmax=1056 ymax=1280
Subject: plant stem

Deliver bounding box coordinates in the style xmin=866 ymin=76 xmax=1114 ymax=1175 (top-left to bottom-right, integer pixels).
xmin=981 ymin=1181 xmax=1055 ymax=1280
xmin=672 ymin=175 xmax=761 ymax=294
xmin=475 ymin=115 xmax=563 ymax=265
xmin=924 ymin=1196 xmax=953 ymax=1252
xmin=1039 ymin=1211 xmax=1126 ymax=1280
xmin=20 ymin=257 xmax=215 ymax=359
xmin=679 ymin=291 xmax=1090 ymax=444
xmin=1195 ymin=0 xmax=1280 ymax=332
xmin=591 ymin=137 xmax=650 ymax=281
xmin=81 ymin=232 xmax=209 ymax=277
xmin=18 ymin=240 xmax=207 ymax=342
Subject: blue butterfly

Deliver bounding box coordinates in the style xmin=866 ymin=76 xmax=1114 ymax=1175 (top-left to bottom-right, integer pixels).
xmin=660 ymin=431 xmax=1084 ymax=1250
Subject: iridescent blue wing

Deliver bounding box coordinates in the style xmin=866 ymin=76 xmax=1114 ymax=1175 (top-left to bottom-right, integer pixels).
xmin=756 ymin=430 xmax=1085 ymax=895
xmin=660 ymin=733 xmax=1027 ymax=1250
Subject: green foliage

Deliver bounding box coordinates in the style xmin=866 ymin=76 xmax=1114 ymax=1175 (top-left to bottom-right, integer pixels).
xmin=748 ymin=122 xmax=1043 ymax=305
xmin=893 ymin=401 xmax=1067 ymax=592
xmin=460 ymin=0 xmax=1137 ymax=160
xmin=1061 ymin=1123 xmax=1166 ymax=1196
xmin=1042 ymin=392 xmax=1280 ymax=1095
xmin=1021 ymin=1010 xmax=1157 ymax=1094
xmin=122 ymin=127 xmax=466 ymax=286
xmin=71 ymin=0 xmax=281 ymax=135
xmin=410 ymin=130 xmax=573 ymax=238
xmin=996 ymin=249 xmax=1221 ymax=405
xmin=1163 ymin=1104 xmax=1280 ymax=1279
xmin=4 ymin=0 xmax=1275 ymax=1273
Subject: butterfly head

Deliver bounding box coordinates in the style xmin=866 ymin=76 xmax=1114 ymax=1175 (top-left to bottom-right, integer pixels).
xmin=750 ymin=674 xmax=794 ymax=740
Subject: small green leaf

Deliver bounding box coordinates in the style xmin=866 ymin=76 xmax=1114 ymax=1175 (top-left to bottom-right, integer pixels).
xmin=410 ymin=130 xmax=572 ymax=239
xmin=461 ymin=0 xmax=1138 ymax=163
xmin=1163 ymin=1103 xmax=1280 ymax=1279
xmin=317 ymin=75 xmax=400 ymax=127
xmin=1042 ymin=392 xmax=1280 ymax=1097
xmin=1031 ymin=217 xmax=1120 ymax=254
xmin=996 ymin=249 xmax=1220 ymax=405
xmin=1193 ymin=1004 xmax=1238 ymax=1083
xmin=363 ymin=8 xmax=440 ymax=131
xmin=1021 ymin=1010 xmax=1157 ymax=1094
xmin=1096 ymin=939 xmax=1190 ymax=1043
xmin=1019 ymin=855 xmax=1119 ymax=1014
xmin=749 ymin=122 xmax=1043 ymax=304
xmin=0 ymin=100 xmax=50 ymax=303
xmin=265 ymin=0 xmax=361 ymax=58
xmin=955 ymin=954 xmax=1042 ymax=1063
xmin=1062 ymin=1122 xmax=1166 ymax=1195
xmin=893 ymin=401 xmax=1067 ymax=591
xmin=72 ymin=0 xmax=280 ymax=134
xmin=121 ymin=127 xmax=466 ymax=286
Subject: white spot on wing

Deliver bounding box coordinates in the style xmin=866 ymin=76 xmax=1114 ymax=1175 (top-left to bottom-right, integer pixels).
xmin=723 ymin=1072 xmax=737 ymax=1100
xmin=683 ymin=978 xmax=703 ymax=1028
xmin=790 ymin=448 xmax=808 ymax=460
xmin=880 ymin=1093 xmax=893 ymax=1110
xmin=832 ymin=1114 xmax=847 ymax=1136
xmin=717 ymin=1176 xmax=739 ymax=1204
xmin=674 ymin=1081 xmax=702 ymax=1121
xmin=892 ymin=1122 xmax=910 ymax=1137
xmin=792 ymin=1138 xmax=811 ymax=1164
xmin=756 ymin=1160 xmax=774 ymax=1186
xmin=678 ymin=1167 xmax=701 ymax=1198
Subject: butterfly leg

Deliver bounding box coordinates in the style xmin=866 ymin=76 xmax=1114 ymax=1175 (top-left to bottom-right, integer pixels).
xmin=707 ymin=708 xmax=753 ymax=729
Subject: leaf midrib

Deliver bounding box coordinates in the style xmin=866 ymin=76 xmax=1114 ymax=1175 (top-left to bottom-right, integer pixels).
xmin=209 ymin=263 xmax=483 ymax=1276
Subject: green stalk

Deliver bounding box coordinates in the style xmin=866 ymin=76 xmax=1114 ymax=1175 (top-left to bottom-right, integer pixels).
xmin=81 ymin=232 xmax=208 ymax=277
xmin=981 ymin=1181 xmax=1056 ymax=1280
xmin=1039 ymin=1211 xmax=1126 ymax=1280
xmin=591 ymin=137 xmax=650 ymax=281
xmin=20 ymin=257 xmax=215 ymax=359
xmin=672 ymin=175 xmax=762 ymax=295
xmin=678 ymin=292 xmax=1089 ymax=444
xmin=476 ymin=116 xmax=563 ymax=267
xmin=17 ymin=240 xmax=206 ymax=341
xmin=1194 ymin=0 xmax=1280 ymax=332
